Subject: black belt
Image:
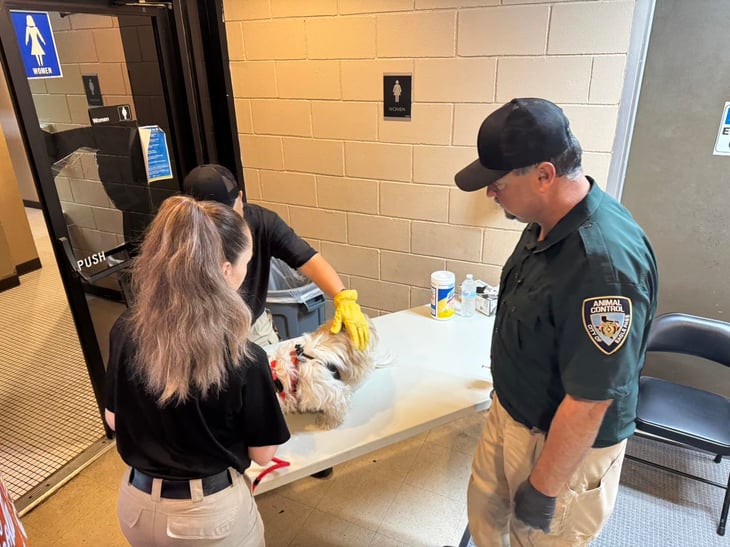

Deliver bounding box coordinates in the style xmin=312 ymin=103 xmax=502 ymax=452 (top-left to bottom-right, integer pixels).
xmin=129 ymin=468 xmax=232 ymax=499
xmin=513 ymin=414 xmax=544 ymax=433
xmin=498 ymin=396 xmax=546 ymax=433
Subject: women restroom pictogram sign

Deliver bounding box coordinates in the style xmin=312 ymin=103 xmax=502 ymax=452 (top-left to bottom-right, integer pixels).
xmin=383 ymin=74 xmax=412 ymax=119
xmin=10 ymin=10 xmax=63 ymax=79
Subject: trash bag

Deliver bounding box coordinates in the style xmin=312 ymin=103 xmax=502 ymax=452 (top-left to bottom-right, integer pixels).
xmin=267 ymin=258 xmax=323 ymax=305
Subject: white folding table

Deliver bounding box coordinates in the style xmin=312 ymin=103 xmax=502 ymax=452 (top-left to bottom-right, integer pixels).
xmin=249 ymin=305 xmax=495 ymax=495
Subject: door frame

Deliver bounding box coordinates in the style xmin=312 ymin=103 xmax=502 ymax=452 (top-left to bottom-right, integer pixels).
xmin=605 ymin=0 xmax=656 ymax=199
xmin=0 ymin=0 xmax=241 ymax=432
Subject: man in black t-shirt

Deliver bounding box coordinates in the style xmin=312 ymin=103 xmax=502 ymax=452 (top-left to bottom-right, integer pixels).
xmin=183 ymin=164 xmax=370 ymax=350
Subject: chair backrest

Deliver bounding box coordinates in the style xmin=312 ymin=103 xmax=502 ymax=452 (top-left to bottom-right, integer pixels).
xmin=646 ymin=312 xmax=730 ymax=368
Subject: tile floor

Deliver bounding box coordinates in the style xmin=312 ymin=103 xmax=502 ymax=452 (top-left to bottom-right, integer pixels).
xmin=21 ymin=411 xmax=485 ymax=546
xmin=257 ymin=412 xmax=483 ymax=547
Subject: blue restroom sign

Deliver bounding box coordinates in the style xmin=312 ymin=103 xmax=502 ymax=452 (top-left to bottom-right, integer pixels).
xmin=10 ymin=11 xmax=62 ymax=79
xmin=713 ymin=102 xmax=730 ymax=157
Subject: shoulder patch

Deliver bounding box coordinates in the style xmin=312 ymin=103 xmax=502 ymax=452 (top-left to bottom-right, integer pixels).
xmin=582 ymin=296 xmax=632 ymax=355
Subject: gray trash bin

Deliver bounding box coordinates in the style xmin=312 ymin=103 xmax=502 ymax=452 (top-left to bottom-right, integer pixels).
xmin=266 ymin=258 xmax=325 ymax=340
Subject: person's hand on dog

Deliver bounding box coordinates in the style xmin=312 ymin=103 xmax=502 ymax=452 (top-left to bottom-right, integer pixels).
xmin=330 ymin=289 xmax=369 ymax=351
xmin=514 ymin=478 xmax=556 ymax=533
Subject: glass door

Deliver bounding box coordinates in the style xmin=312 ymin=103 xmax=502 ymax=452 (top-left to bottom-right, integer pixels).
xmin=0 ymin=0 xmax=222 ymax=430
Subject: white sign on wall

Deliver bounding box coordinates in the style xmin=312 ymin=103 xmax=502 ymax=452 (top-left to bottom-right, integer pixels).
xmin=713 ymin=102 xmax=730 ymax=156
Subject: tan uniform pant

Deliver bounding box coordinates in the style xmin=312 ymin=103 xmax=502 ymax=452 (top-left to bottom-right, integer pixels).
xmin=467 ymin=395 xmax=626 ymax=547
xmin=117 ymin=467 xmax=265 ymax=547
xmin=249 ymin=310 xmax=280 ymax=347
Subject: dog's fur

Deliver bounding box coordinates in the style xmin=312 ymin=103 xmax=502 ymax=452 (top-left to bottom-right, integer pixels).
xmin=269 ymin=319 xmax=377 ymax=429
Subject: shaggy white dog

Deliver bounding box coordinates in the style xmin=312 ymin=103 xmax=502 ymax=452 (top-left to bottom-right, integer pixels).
xmin=269 ymin=319 xmax=378 ymax=429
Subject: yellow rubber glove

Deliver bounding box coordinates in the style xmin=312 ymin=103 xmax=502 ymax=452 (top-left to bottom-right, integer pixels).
xmin=330 ymin=289 xmax=370 ymax=351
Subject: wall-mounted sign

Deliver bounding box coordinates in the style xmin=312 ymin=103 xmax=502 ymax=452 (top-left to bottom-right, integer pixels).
xmin=88 ymin=104 xmax=132 ymax=125
xmin=138 ymin=125 xmax=173 ymax=183
xmin=10 ymin=10 xmax=62 ymax=79
xmin=384 ymin=74 xmax=412 ymax=120
xmin=82 ymin=74 xmax=103 ymax=107
xmin=713 ymin=102 xmax=730 ymax=156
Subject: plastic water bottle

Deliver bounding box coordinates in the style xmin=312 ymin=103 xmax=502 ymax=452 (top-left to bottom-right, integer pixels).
xmin=461 ymin=274 xmax=476 ymax=317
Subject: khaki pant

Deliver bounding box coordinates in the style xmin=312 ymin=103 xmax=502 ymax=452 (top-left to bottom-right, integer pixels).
xmin=117 ymin=467 xmax=265 ymax=547
xmin=249 ymin=310 xmax=280 ymax=347
xmin=467 ymin=395 xmax=626 ymax=547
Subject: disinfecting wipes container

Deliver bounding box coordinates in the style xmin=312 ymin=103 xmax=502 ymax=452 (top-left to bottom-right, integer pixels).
xmin=431 ymin=270 xmax=455 ymax=320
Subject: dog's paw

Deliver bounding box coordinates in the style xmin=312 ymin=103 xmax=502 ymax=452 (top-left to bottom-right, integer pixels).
xmin=315 ymin=412 xmax=344 ymax=430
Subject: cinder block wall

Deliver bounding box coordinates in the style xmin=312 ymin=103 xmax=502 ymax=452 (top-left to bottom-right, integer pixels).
xmin=225 ymin=0 xmax=635 ymax=316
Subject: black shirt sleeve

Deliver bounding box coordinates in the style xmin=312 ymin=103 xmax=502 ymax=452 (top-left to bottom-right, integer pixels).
xmin=246 ymin=203 xmax=316 ymax=268
xmin=240 ymin=203 xmax=317 ymax=320
xmin=241 ymin=343 xmax=291 ymax=447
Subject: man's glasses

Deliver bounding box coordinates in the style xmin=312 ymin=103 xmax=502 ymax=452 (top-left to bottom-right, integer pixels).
xmin=486 ymin=178 xmax=510 ymax=192
xmin=486 ymin=165 xmax=537 ymax=192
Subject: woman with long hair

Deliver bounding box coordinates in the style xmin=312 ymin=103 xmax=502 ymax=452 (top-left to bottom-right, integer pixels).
xmin=105 ymin=196 xmax=290 ymax=546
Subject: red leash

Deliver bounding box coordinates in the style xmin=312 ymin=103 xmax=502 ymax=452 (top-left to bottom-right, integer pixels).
xmin=252 ymin=457 xmax=290 ymax=492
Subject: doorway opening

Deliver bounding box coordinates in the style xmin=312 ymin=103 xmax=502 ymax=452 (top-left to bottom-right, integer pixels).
xmin=0 ymin=0 xmax=239 ymax=512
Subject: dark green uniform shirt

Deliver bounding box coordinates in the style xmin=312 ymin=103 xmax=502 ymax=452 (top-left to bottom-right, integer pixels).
xmin=492 ymin=179 xmax=658 ymax=447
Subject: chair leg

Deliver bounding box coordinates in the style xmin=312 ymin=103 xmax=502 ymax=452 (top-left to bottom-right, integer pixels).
xmin=719 ymin=473 xmax=730 ymax=536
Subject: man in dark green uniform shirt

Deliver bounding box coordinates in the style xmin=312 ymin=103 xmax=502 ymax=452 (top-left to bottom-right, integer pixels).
xmin=455 ymin=98 xmax=658 ymax=546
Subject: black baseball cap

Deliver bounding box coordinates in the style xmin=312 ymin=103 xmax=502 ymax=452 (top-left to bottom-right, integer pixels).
xmin=183 ymin=164 xmax=240 ymax=207
xmin=455 ymin=98 xmax=574 ymax=192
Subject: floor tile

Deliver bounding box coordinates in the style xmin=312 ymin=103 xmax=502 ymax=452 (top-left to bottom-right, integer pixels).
xmin=404 ymin=442 xmax=473 ymax=502
xmin=257 ymin=490 xmax=315 ymax=547
xmin=290 ymin=508 xmax=376 ymax=547
xmin=336 ymin=430 xmax=428 ymax=483
xmin=368 ymin=533 xmax=412 ymax=547
xmin=316 ymin=467 xmax=403 ymax=530
xmin=273 ymin=470 xmax=337 ymax=508
xmin=425 ymin=410 xmax=486 ymax=454
xmin=377 ymin=483 xmax=467 ymax=547
xmin=20 ymin=448 xmax=125 ymax=545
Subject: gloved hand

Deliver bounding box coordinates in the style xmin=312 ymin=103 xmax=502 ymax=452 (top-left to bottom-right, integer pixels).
xmin=330 ymin=289 xmax=370 ymax=351
xmin=513 ymin=479 xmax=556 ymax=533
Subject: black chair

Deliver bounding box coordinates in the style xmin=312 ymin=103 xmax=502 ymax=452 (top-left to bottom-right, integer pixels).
xmin=626 ymin=312 xmax=730 ymax=535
